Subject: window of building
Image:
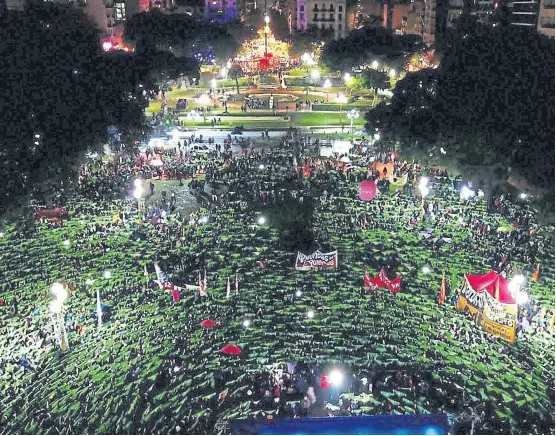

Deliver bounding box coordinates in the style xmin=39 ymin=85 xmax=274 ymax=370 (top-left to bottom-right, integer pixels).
xmin=300 ymin=12 xmax=304 ymax=19
xmin=314 ymin=13 xmax=318 ymax=20
xmin=338 ymin=13 xmax=342 ymax=20
xmin=339 ymin=23 xmax=342 ymax=30
xmin=329 ymin=12 xmax=333 ymax=19
xmin=338 ymin=5 xmax=342 ymax=11
xmin=300 ymin=4 xmax=304 ymax=11
xmin=328 ymin=23 xmax=333 ymax=29
xmin=115 ymin=2 xmax=125 ymax=21
xmin=329 ymin=3 xmax=334 ymax=10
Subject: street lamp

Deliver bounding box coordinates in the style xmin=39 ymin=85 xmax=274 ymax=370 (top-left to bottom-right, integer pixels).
xmin=336 ymin=93 xmax=348 ymax=125
xmin=311 ymin=69 xmax=320 ymax=88
xmin=371 ymin=60 xmax=379 ymax=69
xmin=418 ymin=177 xmax=430 ymax=220
xmin=323 ymin=79 xmax=331 ymax=102
xmin=343 ymin=72 xmax=352 ymax=95
xmin=50 ymin=282 xmax=69 ymax=353
xmin=346 ymin=108 xmax=360 ymax=137
xmin=264 ymin=14 xmax=270 ymax=56
xmin=133 ymin=180 xmax=144 ymax=213
xmin=389 ymin=68 xmax=396 ymax=78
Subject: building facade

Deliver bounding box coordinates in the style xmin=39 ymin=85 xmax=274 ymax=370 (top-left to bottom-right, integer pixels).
xmin=506 ymin=0 xmax=539 ymax=27
xmin=297 ymin=0 xmax=347 ymax=38
xmin=204 ymin=0 xmax=237 ymax=21
xmin=537 ymin=0 xmax=555 ymax=35
xmin=422 ymin=0 xmax=436 ymax=43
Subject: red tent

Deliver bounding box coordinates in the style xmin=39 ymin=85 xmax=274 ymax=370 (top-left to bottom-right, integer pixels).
xmin=221 ymin=344 xmax=241 ymax=355
xmin=200 ymin=319 xmax=217 ymax=327
xmin=464 ymin=270 xmax=515 ymax=304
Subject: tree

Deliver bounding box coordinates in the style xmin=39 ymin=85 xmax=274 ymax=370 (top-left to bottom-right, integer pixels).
xmin=0 ymin=3 xmax=199 ymax=222
xmin=364 ymin=69 xmax=390 ymax=105
xmin=321 ymin=27 xmax=415 ymax=71
xmin=365 ymin=23 xmax=555 ymax=222
xmin=228 ymin=65 xmax=244 ymax=94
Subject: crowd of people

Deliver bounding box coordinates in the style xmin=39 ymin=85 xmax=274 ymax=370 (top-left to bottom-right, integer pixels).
xmin=0 ymin=132 xmax=554 ymax=434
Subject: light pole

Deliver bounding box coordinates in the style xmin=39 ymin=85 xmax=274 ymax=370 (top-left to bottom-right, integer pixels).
xmin=418 ymin=177 xmax=430 ymax=221
xmin=323 ymin=79 xmax=331 ymax=102
xmin=50 ymin=282 xmax=69 ymax=353
xmin=336 ymin=93 xmax=348 ymax=127
xmin=346 ymin=108 xmax=360 ymax=137
xmin=133 ymin=179 xmax=144 ymax=214
xmin=264 ymin=14 xmax=270 ymax=56
xmin=311 ymin=69 xmax=320 ymax=90
xmin=343 ymin=73 xmax=351 ymax=96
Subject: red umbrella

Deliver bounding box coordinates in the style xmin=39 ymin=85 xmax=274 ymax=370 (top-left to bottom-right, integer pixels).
xmin=200 ymin=319 xmax=217 ymax=327
xmin=221 ymin=344 xmax=242 ymax=355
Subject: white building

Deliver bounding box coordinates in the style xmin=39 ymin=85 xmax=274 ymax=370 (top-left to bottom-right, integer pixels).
xmin=297 ymin=0 xmax=347 ymax=39
xmin=537 ymin=0 xmax=554 ymax=35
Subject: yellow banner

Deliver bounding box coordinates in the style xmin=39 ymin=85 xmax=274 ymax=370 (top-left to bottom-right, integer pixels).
xmin=457 ymin=280 xmax=517 ymax=343
xmin=481 ymin=291 xmax=517 ymax=343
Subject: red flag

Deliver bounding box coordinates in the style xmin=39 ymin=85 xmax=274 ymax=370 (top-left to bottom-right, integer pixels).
xmin=378 ymin=268 xmax=402 ymax=293
xmin=364 ymin=269 xmax=372 ymax=287
xmin=163 ymin=283 xmax=181 ymax=302
xmin=303 ymin=161 xmax=311 ymax=178
xmin=532 ymin=264 xmax=540 ymax=282
xmin=438 ymin=271 xmax=446 ymax=304
xmin=235 ymin=274 xmax=239 ymax=296
xmin=226 ymin=276 xmax=231 ymax=298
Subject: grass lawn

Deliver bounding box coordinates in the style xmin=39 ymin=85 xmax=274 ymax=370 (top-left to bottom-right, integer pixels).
xmin=177 ymin=110 xmax=367 ymax=128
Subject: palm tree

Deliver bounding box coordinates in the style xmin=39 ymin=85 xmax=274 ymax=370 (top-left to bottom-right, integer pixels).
xmin=228 ymin=65 xmax=244 ymax=94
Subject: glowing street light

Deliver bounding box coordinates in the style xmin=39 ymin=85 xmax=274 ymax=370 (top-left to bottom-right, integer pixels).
xmin=418 ymin=177 xmax=430 ymax=220
xmin=50 ymin=282 xmax=69 ymax=353
xmin=336 ymin=93 xmax=347 ymax=124
xmin=264 ymin=14 xmax=270 ymax=55
xmin=242 ymin=319 xmax=251 ymax=328
xmin=346 ymin=108 xmax=360 ymax=137
xmin=389 ymin=68 xmax=396 ymax=78
xmin=295 ymin=290 xmax=302 ymax=298
xmin=307 ymin=310 xmax=315 ymax=319
xmin=311 ymin=69 xmax=320 ymax=85
xmin=196 ymin=93 xmax=211 ymax=107
xmin=328 ymin=369 xmax=344 ymax=386
xmin=371 ymin=60 xmax=379 ymax=69
xmin=520 ymin=193 xmax=527 ymax=199
xmin=302 ymin=52 xmax=315 ymax=66
xmin=323 ymin=79 xmax=331 ymax=102
xmin=257 ymin=216 xmax=266 ymax=225
xmin=460 ymin=186 xmax=475 ymax=200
